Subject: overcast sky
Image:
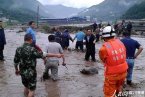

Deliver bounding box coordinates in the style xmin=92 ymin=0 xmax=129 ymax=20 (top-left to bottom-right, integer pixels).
xmin=38 ymin=0 xmax=104 ymax=8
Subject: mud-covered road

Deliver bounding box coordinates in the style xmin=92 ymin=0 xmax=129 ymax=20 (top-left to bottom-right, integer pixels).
xmin=0 ymin=29 xmax=145 ymax=97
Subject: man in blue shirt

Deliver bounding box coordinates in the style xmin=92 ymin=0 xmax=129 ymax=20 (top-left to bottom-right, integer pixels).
xmin=54 ymin=28 xmax=62 ymax=46
xmin=0 ymin=21 xmax=6 ymax=61
xmin=121 ymin=32 xmax=143 ymax=85
xmin=26 ymin=21 xmax=36 ymax=45
xmin=74 ymin=28 xmax=85 ymax=52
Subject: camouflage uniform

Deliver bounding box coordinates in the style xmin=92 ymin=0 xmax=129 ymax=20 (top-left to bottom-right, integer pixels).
xmin=14 ymin=43 xmax=43 ymax=91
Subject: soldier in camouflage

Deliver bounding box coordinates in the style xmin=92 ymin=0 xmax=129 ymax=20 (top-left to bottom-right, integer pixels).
xmin=14 ymin=34 xmax=62 ymax=97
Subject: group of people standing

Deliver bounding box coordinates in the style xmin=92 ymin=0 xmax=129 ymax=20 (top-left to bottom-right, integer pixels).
xmin=13 ymin=21 xmax=98 ymax=97
xmin=114 ymin=20 xmax=133 ymax=36
xmin=53 ymin=28 xmax=73 ymax=50
xmin=53 ymin=27 xmax=97 ymax=62
xmin=0 ymin=20 xmax=143 ymax=97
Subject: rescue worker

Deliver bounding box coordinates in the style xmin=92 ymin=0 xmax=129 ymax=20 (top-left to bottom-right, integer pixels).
xmin=14 ymin=34 xmax=63 ymax=97
xmin=121 ymin=32 xmax=143 ymax=85
xmin=99 ymin=26 xmax=128 ymax=97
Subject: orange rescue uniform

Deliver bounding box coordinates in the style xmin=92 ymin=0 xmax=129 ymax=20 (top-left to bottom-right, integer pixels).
xmin=99 ymin=38 xmax=128 ymax=97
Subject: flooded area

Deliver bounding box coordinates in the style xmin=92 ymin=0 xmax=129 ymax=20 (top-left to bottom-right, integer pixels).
xmin=0 ymin=29 xmax=145 ymax=97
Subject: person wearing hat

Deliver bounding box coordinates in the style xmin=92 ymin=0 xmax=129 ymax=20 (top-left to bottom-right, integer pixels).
xmin=14 ymin=34 xmax=63 ymax=97
xmin=99 ymin=26 xmax=128 ymax=97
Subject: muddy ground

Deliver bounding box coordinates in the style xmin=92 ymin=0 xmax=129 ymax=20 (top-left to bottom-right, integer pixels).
xmin=0 ymin=29 xmax=145 ymax=97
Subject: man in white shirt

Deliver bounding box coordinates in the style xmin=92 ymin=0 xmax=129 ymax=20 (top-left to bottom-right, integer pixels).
xmin=43 ymin=35 xmax=65 ymax=81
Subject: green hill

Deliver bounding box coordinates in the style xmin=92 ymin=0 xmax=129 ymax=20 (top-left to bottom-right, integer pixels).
xmin=0 ymin=8 xmax=37 ymax=23
xmin=78 ymin=0 xmax=143 ymax=21
xmin=0 ymin=0 xmax=51 ymax=22
xmin=122 ymin=1 xmax=145 ymax=19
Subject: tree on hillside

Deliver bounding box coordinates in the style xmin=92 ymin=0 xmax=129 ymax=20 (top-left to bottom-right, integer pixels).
xmin=122 ymin=1 xmax=145 ymax=19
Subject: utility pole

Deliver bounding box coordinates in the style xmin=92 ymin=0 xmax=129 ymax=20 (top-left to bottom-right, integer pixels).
xmin=37 ymin=5 xmax=39 ymax=28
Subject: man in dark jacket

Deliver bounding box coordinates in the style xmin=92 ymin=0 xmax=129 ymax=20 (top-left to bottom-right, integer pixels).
xmin=0 ymin=21 xmax=6 ymax=61
xmin=54 ymin=28 xmax=62 ymax=46
xmin=127 ymin=21 xmax=132 ymax=35
xmin=61 ymin=29 xmax=73 ymax=50
xmin=84 ymin=29 xmax=96 ymax=62
xmin=92 ymin=22 xmax=98 ymax=32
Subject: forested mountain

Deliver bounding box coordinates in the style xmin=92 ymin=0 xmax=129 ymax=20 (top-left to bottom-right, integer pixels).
xmin=78 ymin=0 xmax=144 ymax=21
xmin=122 ymin=0 xmax=145 ymax=19
xmin=45 ymin=4 xmax=84 ymax=18
xmin=0 ymin=0 xmax=52 ymax=22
